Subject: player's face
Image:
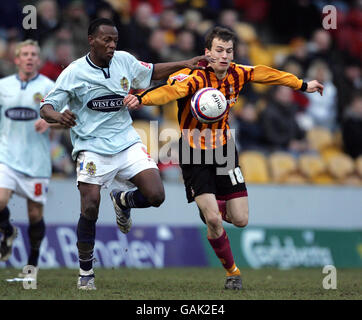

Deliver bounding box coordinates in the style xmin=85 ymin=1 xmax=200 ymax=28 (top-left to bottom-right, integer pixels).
xmin=15 ymin=45 xmax=40 ymax=76
xmin=205 ymin=38 xmax=234 ymax=74
xmin=89 ymin=25 xmax=118 ymax=65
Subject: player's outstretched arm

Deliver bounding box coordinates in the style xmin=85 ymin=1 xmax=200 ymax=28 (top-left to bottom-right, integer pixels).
xmin=40 ymin=104 xmax=77 ymax=128
xmin=152 ymin=55 xmax=211 ymax=80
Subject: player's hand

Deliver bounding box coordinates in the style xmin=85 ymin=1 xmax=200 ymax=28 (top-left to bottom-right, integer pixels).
xmin=55 ymin=109 xmax=77 ymax=128
xmin=124 ymin=94 xmax=142 ymax=110
xmin=34 ymin=119 xmax=50 ymax=133
xmin=183 ymin=55 xmax=215 ymax=70
xmin=306 ymin=80 xmax=324 ymax=96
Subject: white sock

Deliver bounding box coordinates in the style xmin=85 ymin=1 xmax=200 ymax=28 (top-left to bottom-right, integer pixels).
xmin=79 ymin=268 xmax=94 ymax=276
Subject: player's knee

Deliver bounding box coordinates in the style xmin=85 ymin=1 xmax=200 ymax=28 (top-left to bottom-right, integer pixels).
xmin=0 ymin=200 xmax=7 ymax=212
xmin=205 ymin=212 xmax=223 ymax=230
xmin=83 ymin=202 xmax=99 ymax=221
xmin=148 ymin=190 xmax=165 ymax=207
xmin=232 ymin=213 xmax=249 ymax=228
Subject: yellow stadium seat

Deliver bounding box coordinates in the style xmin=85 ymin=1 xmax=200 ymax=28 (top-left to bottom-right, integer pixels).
xmin=283 ymin=172 xmax=307 ymax=185
xmin=311 ymin=172 xmax=336 ymax=185
xmin=341 ymin=175 xmax=362 ymax=186
xmin=307 ymin=127 xmax=333 ymax=151
xmin=299 ymin=154 xmax=326 ymax=180
xmin=239 ymin=151 xmax=270 ymax=183
xmin=326 ymin=154 xmax=355 ymax=181
xmin=320 ymin=146 xmax=344 ymax=162
xmin=268 ymin=152 xmax=297 ymax=183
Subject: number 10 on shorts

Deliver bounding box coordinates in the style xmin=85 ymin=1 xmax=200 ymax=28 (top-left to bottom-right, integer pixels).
xmin=228 ymin=167 xmax=244 ymax=185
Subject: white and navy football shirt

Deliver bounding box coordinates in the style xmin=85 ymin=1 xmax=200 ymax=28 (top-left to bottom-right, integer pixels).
xmin=41 ymin=51 xmax=154 ymax=160
xmin=0 ymin=73 xmax=54 ymax=178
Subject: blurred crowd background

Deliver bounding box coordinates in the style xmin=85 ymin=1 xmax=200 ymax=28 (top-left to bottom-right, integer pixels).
xmin=0 ymin=0 xmax=361 ymax=185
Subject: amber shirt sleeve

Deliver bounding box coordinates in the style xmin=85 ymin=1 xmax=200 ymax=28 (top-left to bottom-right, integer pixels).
xmin=250 ymin=65 xmax=303 ymax=90
xmin=139 ymin=69 xmax=199 ymax=106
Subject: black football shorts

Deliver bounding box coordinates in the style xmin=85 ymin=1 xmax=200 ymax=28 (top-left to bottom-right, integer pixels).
xmin=179 ymin=138 xmax=248 ymax=203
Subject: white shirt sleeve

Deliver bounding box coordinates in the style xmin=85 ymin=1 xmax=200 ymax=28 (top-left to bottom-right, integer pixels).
xmin=126 ymin=53 xmax=154 ymax=90
xmin=40 ymin=65 xmax=75 ymax=112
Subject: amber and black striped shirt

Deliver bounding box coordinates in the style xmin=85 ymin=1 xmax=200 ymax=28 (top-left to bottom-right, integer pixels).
xmin=139 ymin=63 xmax=304 ymax=149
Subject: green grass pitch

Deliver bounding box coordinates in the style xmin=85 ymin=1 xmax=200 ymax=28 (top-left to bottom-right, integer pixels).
xmin=0 ymin=267 xmax=361 ymax=300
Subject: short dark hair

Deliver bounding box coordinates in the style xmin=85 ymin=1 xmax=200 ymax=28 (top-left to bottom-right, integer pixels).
xmin=88 ymin=18 xmax=116 ymax=36
xmin=204 ymin=26 xmax=238 ymax=50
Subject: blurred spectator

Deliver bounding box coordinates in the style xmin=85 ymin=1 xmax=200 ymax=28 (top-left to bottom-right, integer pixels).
xmin=305 ymin=29 xmax=344 ymax=75
xmin=62 ymin=0 xmax=89 ymax=58
xmin=284 ymin=38 xmax=309 ymax=74
xmin=217 ymin=9 xmax=257 ymax=45
xmin=0 ymin=1 xmax=22 ymax=36
xmin=232 ymin=41 xmax=259 ymax=103
xmin=130 ymin=0 xmax=164 ymax=15
xmin=0 ymin=39 xmax=17 ymax=77
xmin=334 ymin=58 xmax=362 ymax=122
xmin=260 ymin=86 xmax=308 ymax=154
xmin=183 ymin=9 xmax=204 ymax=54
xmin=342 ymin=91 xmax=362 ymax=159
xmin=146 ymin=29 xmax=170 ymax=63
xmin=39 ymin=40 xmax=75 ymax=81
xmin=267 ymin=0 xmax=321 ymax=43
xmin=303 ymin=60 xmax=338 ymax=131
xmin=234 ymin=102 xmax=264 ymax=152
xmin=233 ymin=0 xmax=269 ymax=23
xmin=333 ymin=1 xmax=362 ymax=62
xmin=166 ymin=29 xmax=197 ymax=62
xmin=158 ymin=9 xmax=182 ymax=46
xmin=23 ymin=0 xmax=62 ymax=45
xmin=126 ymin=2 xmax=156 ymax=59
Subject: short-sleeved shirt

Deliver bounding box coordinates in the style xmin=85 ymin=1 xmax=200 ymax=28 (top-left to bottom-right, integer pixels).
xmin=0 ymin=73 xmax=54 ymax=178
xmin=41 ymin=51 xmax=154 ymax=160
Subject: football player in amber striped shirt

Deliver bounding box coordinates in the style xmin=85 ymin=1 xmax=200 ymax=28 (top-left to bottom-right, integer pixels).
xmin=125 ymin=27 xmax=323 ymax=290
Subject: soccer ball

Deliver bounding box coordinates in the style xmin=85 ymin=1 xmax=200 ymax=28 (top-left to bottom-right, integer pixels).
xmin=190 ymin=87 xmax=228 ymax=123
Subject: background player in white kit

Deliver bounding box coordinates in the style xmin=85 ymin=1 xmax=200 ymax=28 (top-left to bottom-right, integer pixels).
xmin=0 ymin=40 xmax=65 ymax=276
xmin=40 ymin=18 xmax=209 ymax=290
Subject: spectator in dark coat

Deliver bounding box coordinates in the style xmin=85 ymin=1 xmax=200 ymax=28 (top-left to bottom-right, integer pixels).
xmin=260 ymin=86 xmax=308 ymax=154
xmin=342 ymin=91 xmax=362 ymax=159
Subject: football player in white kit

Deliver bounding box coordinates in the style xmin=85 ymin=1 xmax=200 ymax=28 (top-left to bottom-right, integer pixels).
xmin=0 ymin=40 xmax=65 ymax=276
xmin=40 ymin=18 xmax=209 ymax=290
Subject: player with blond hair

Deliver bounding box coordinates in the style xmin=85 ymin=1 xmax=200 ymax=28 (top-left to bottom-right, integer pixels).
xmin=0 ymin=39 xmax=63 ymax=276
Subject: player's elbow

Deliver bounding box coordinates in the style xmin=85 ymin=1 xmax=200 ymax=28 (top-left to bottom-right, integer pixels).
xmin=39 ymin=107 xmax=46 ymax=119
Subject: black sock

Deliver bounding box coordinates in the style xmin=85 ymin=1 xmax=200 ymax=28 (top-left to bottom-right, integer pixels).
xmin=77 ymin=214 xmax=96 ymax=271
xmin=27 ymin=219 xmax=46 ymax=267
xmin=0 ymin=207 xmax=14 ymax=237
xmin=123 ymin=190 xmax=151 ymax=208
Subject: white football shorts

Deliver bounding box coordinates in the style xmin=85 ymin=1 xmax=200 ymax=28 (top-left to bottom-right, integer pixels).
xmin=0 ymin=163 xmax=49 ymax=204
xmin=76 ymin=142 xmax=158 ymax=190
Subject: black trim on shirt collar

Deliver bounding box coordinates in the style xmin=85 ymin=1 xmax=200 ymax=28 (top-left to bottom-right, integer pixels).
xmin=86 ymin=53 xmax=111 ymax=79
